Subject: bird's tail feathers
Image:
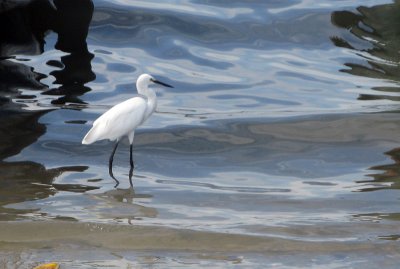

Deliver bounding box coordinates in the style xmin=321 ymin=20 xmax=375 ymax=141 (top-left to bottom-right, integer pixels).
xmin=82 ymin=127 xmax=99 ymax=144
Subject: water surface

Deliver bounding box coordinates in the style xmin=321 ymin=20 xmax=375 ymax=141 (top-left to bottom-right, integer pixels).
xmin=1 ymin=0 xmax=400 ymax=268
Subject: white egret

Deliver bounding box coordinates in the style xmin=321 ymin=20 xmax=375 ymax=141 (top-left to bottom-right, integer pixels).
xmin=82 ymin=73 xmax=173 ymax=182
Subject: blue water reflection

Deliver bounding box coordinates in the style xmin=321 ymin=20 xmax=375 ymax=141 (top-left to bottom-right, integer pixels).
xmin=0 ymin=0 xmax=400 ymax=267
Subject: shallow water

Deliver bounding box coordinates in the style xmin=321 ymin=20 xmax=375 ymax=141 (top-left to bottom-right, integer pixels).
xmin=1 ymin=0 xmax=400 ymax=268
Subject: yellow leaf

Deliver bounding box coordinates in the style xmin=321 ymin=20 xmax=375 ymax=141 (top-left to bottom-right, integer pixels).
xmin=33 ymin=263 xmax=60 ymax=269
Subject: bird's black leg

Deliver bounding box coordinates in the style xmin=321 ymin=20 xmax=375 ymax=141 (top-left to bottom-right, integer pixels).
xmin=109 ymin=141 xmax=120 ymax=186
xmin=129 ymin=165 xmax=134 ymax=187
xmin=129 ymin=144 xmax=134 ymax=169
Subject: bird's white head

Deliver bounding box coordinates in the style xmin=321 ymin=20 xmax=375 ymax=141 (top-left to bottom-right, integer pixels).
xmin=136 ymin=73 xmax=173 ymax=95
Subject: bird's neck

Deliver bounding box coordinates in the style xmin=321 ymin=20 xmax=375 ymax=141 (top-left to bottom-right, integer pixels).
xmin=138 ymin=86 xmax=155 ymax=98
xmin=142 ymin=87 xmax=157 ymax=118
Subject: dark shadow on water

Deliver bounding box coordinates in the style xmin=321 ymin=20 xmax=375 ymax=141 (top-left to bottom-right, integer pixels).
xmin=0 ymin=0 xmax=95 ymax=104
xmin=0 ymin=0 xmax=93 ymax=55
xmin=0 ymin=109 xmax=99 ymax=219
xmin=0 ymin=0 xmax=95 ymax=155
xmin=331 ymin=2 xmax=400 ymax=236
xmin=331 ymin=2 xmax=400 ymax=101
xmin=0 ymin=161 xmax=95 ymax=220
xmin=331 ymin=1 xmax=400 ymax=192
xmin=0 ymin=0 xmax=98 ymax=219
xmin=357 ymin=147 xmax=400 ymax=192
xmin=0 ymin=109 xmax=46 ymax=160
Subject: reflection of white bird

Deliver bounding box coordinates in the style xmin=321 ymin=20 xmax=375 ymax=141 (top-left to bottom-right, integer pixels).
xmin=82 ymin=73 xmax=173 ymax=181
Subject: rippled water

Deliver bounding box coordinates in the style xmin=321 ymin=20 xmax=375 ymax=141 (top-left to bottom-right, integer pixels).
xmin=1 ymin=0 xmax=400 ymax=268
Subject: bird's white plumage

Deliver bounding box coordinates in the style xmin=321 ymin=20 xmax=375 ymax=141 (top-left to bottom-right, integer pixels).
xmin=82 ymin=74 xmax=162 ymax=146
xmin=82 ymin=96 xmax=147 ymax=144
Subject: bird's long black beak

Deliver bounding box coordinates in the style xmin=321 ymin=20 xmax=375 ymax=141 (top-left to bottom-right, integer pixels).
xmin=151 ymin=78 xmax=173 ymax=88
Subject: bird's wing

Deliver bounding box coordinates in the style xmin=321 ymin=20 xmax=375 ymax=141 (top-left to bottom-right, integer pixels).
xmin=82 ymin=97 xmax=147 ymax=144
